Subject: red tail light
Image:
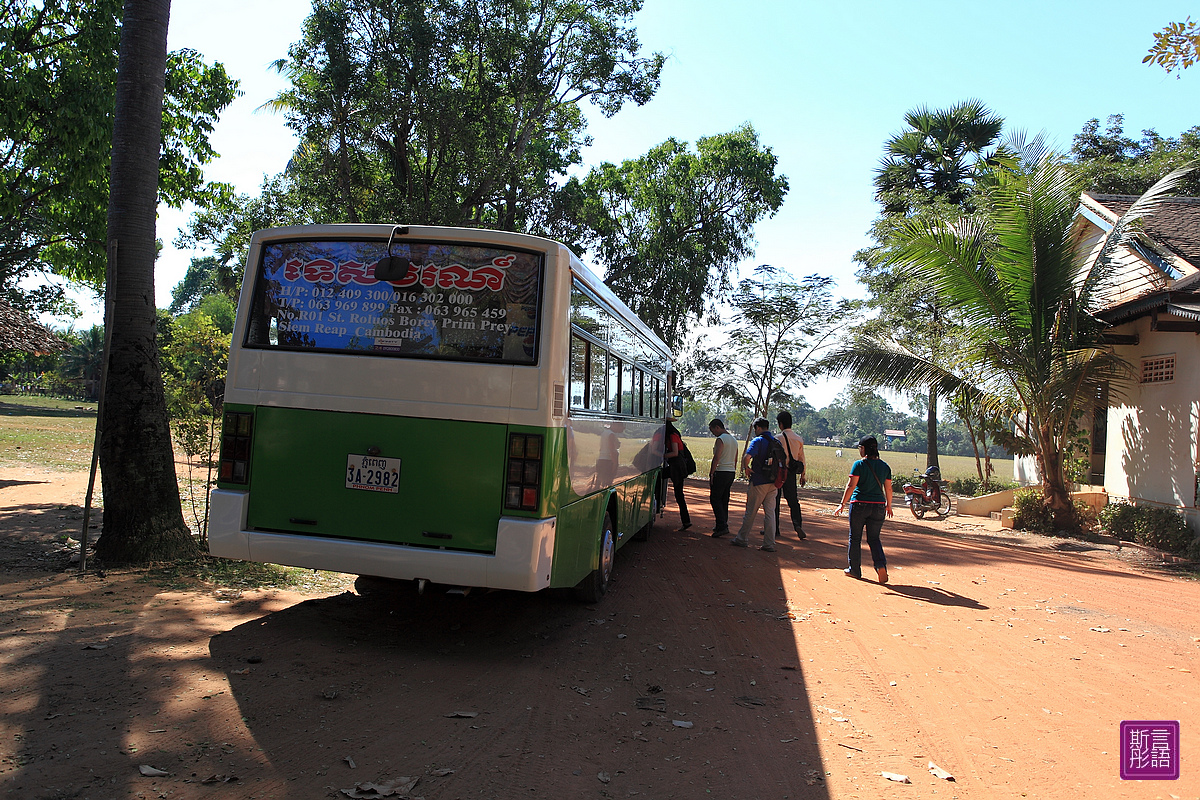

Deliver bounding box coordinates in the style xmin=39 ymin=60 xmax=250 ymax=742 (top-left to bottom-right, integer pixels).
xmin=505 ymin=433 xmax=543 ymax=511
xmin=219 ymin=411 xmax=253 ymax=485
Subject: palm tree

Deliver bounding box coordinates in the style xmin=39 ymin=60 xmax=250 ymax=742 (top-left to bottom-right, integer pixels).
xmin=59 ymin=326 xmax=104 ymax=399
xmin=830 ymin=137 xmax=1187 ymax=531
xmin=96 ymin=0 xmax=198 ymax=562
xmin=874 ymin=100 xmax=1005 ymax=214
xmin=860 ymin=100 xmax=1005 ymax=471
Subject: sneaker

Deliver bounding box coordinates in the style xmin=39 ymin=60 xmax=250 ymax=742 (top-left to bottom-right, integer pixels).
xmin=759 ymin=545 xmax=776 ymax=552
xmin=678 ymin=522 xmax=692 ymax=531
xmin=843 ymin=568 xmax=862 ymax=579
xmin=876 ymin=566 xmax=888 ymax=585
xmin=796 ymin=530 xmax=807 ymax=540
xmin=730 ymin=539 xmax=748 ymax=548
xmin=711 ymin=529 xmax=729 ymax=538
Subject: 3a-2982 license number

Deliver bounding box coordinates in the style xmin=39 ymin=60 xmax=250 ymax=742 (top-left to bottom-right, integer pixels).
xmin=346 ymin=454 xmax=401 ymax=493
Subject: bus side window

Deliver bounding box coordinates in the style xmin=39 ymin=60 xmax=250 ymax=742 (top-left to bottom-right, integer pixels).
xmin=607 ymin=355 xmax=621 ymax=414
xmin=622 ymin=362 xmax=634 ymax=416
xmin=589 ymin=346 xmax=607 ymax=412
xmin=570 ymin=334 xmax=587 ymax=408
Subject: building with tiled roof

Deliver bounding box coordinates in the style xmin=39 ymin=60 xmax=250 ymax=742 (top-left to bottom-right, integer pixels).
xmin=1060 ymin=192 xmax=1200 ymax=534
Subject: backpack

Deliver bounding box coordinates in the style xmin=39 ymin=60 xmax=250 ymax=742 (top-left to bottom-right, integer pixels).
xmin=680 ymin=441 xmax=697 ymax=476
xmin=763 ymin=433 xmax=788 ymax=489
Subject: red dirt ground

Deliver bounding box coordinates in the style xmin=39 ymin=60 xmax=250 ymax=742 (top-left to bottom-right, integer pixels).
xmin=1 ymin=466 xmax=1198 ymax=799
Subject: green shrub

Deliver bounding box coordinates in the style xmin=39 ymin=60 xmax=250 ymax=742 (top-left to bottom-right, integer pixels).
xmin=1187 ymin=537 xmax=1200 ymax=562
xmin=1099 ymin=501 xmax=1139 ymax=541
xmin=1133 ymin=507 xmax=1192 ymax=555
xmin=1074 ymin=500 xmax=1099 ymax=535
xmin=948 ymin=476 xmax=1019 ymax=497
xmin=1011 ymin=488 xmax=1097 ymax=535
xmin=1100 ymin=502 xmax=1193 ymax=554
xmin=1012 ymin=488 xmax=1054 ymax=533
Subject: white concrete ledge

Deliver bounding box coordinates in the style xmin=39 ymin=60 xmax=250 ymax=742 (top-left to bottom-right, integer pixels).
xmin=956 ymin=489 xmax=1015 ymax=517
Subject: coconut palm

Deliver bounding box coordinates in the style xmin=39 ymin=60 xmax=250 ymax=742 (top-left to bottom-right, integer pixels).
xmin=829 ymin=137 xmax=1188 ymax=531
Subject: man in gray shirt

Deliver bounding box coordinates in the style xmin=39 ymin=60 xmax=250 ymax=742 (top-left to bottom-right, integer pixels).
xmin=774 ymin=411 xmax=807 ymax=539
xmin=708 ymin=419 xmax=738 ymax=537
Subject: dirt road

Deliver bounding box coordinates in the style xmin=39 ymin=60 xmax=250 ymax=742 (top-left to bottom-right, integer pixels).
xmin=1 ymin=468 xmax=1197 ymax=799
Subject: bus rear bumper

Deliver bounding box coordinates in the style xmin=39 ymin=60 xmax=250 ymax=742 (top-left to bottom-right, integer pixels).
xmin=208 ymin=489 xmax=556 ymax=592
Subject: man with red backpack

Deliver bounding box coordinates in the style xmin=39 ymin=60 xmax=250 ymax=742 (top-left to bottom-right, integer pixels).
xmin=731 ymin=418 xmax=785 ymax=552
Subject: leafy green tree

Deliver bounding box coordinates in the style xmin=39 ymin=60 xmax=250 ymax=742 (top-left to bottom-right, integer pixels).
xmin=264 ymin=0 xmax=663 ymax=230
xmin=1070 ymin=114 xmax=1200 ymax=196
xmin=1145 ymin=16 xmax=1200 ymax=74
xmin=174 ymin=175 xmax=313 ymax=302
xmin=852 ymin=100 xmax=1005 ymax=469
xmin=57 ymin=325 xmax=104 ymax=400
xmin=168 ymin=255 xmax=236 ymax=314
xmin=677 ymin=398 xmax=714 ymax=437
xmin=692 ymin=265 xmax=856 ymax=421
xmin=828 ymin=136 xmax=1186 ymax=531
xmin=97 ymin=0 xmax=199 ymax=563
xmin=161 ymin=303 xmax=231 ymax=540
xmin=0 ymin=0 xmax=238 ymax=311
xmin=562 ymin=125 xmax=788 ymax=352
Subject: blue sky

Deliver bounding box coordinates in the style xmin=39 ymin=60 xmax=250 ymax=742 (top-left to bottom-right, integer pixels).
xmin=53 ymin=0 xmax=1200 ymax=407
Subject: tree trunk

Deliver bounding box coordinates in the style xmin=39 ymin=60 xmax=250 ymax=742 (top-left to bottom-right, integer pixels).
xmin=926 ymin=384 xmax=939 ymax=469
xmin=961 ymin=405 xmax=983 ymax=480
xmin=1037 ymin=427 xmax=1076 ymax=533
xmin=96 ymin=0 xmax=198 ymax=564
xmin=981 ymin=421 xmax=993 ymax=480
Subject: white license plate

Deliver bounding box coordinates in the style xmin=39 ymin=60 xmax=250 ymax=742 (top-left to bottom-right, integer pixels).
xmin=346 ymin=454 xmax=401 ymax=493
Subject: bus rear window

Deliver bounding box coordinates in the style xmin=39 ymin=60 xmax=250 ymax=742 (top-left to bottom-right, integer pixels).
xmin=244 ymin=238 xmax=543 ymax=365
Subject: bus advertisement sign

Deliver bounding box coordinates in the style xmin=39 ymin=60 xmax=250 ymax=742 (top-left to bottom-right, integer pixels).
xmin=247 ymin=239 xmax=543 ymax=365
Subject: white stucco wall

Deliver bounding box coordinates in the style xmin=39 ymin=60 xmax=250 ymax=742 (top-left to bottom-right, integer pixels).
xmin=1105 ymin=316 xmax=1200 ymax=533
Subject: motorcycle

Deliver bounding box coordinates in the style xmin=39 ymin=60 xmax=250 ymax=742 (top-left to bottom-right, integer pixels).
xmin=903 ymin=465 xmax=951 ymax=519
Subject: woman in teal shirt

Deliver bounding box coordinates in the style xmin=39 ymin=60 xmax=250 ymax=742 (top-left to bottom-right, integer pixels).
xmin=834 ymin=435 xmax=893 ymax=584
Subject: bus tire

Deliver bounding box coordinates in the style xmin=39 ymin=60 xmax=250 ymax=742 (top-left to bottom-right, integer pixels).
xmin=574 ymin=512 xmax=615 ymax=603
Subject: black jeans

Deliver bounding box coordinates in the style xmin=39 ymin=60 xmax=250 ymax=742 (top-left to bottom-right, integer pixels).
xmin=710 ymin=471 xmax=734 ymax=532
xmin=668 ymin=459 xmax=690 ymax=526
xmin=847 ymin=502 xmax=887 ymax=572
xmin=773 ymin=472 xmax=804 ymax=534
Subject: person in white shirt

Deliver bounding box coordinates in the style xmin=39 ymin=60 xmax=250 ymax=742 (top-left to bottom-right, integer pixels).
xmin=774 ymin=411 xmax=807 ymax=539
xmin=707 ymin=418 xmax=739 ymax=537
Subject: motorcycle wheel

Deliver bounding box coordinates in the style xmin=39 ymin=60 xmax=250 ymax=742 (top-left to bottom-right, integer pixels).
xmin=936 ymin=493 xmax=951 ymax=517
xmin=910 ymin=504 xmax=924 ymax=520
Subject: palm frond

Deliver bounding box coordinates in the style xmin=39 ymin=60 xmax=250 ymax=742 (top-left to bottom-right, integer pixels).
xmin=822 ymin=335 xmax=966 ymax=398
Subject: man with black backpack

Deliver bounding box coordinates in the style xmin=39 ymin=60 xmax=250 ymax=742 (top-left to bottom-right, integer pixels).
xmin=731 ymin=418 xmax=785 ymax=552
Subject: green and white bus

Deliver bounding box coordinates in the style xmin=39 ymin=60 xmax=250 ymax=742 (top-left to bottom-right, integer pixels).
xmin=209 ymin=224 xmax=674 ymax=601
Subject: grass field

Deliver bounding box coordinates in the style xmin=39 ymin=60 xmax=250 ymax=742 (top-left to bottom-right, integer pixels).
xmin=0 ymin=397 xmax=1012 ymax=493
xmin=682 ymin=435 xmax=1012 ymax=490
xmin=0 ymin=396 xmax=98 ymax=471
